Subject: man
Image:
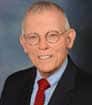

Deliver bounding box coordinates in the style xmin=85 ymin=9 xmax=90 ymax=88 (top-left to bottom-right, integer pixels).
xmin=0 ymin=1 xmax=92 ymax=105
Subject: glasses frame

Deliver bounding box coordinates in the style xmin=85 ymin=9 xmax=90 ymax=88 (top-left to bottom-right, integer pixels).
xmin=23 ymin=30 xmax=67 ymax=45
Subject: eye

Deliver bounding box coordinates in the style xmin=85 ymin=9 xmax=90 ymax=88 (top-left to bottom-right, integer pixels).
xmin=26 ymin=33 xmax=39 ymax=41
xmin=49 ymin=33 xmax=58 ymax=37
xmin=29 ymin=35 xmax=38 ymax=40
xmin=47 ymin=31 xmax=59 ymax=43
xmin=48 ymin=34 xmax=58 ymax=41
xmin=24 ymin=33 xmax=39 ymax=45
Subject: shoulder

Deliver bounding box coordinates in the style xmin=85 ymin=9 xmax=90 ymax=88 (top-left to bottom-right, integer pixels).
xmin=8 ymin=66 xmax=36 ymax=79
xmin=72 ymin=69 xmax=92 ymax=104
xmin=76 ymin=69 xmax=92 ymax=88
xmin=68 ymin=56 xmax=92 ymax=104
xmin=0 ymin=67 xmax=36 ymax=104
xmin=68 ymin=56 xmax=92 ymax=87
xmin=3 ymin=66 xmax=36 ymax=88
xmin=7 ymin=66 xmax=36 ymax=81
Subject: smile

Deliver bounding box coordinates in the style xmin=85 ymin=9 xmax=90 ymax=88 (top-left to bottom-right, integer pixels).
xmin=38 ymin=55 xmax=52 ymax=60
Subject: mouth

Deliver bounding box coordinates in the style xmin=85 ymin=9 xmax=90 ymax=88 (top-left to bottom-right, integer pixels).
xmin=38 ymin=55 xmax=52 ymax=60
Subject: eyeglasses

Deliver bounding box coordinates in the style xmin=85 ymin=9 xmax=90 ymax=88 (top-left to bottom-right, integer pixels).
xmin=23 ymin=30 xmax=67 ymax=45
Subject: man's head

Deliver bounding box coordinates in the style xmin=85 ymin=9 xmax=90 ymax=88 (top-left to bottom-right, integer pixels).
xmin=20 ymin=1 xmax=76 ymax=77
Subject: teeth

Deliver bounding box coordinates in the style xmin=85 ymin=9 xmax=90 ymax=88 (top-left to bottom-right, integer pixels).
xmin=39 ymin=55 xmax=51 ymax=60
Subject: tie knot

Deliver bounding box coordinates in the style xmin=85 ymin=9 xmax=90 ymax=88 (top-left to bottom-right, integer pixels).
xmin=38 ymin=79 xmax=50 ymax=90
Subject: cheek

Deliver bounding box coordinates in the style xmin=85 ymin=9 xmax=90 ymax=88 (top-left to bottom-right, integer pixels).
xmin=54 ymin=48 xmax=67 ymax=63
xmin=25 ymin=46 xmax=37 ymax=61
xmin=53 ymin=39 xmax=68 ymax=54
xmin=51 ymin=36 xmax=68 ymax=50
xmin=53 ymin=40 xmax=68 ymax=63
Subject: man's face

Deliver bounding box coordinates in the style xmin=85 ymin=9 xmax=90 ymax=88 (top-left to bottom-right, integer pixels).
xmin=20 ymin=9 xmax=76 ymax=77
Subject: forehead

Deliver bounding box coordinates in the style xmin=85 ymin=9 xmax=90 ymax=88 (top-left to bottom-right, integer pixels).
xmin=23 ymin=9 xmax=66 ymax=33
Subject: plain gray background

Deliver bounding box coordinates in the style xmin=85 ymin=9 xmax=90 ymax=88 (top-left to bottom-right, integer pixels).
xmin=0 ymin=0 xmax=92 ymax=96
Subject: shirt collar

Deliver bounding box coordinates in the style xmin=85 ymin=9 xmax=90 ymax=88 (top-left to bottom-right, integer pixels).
xmin=35 ymin=57 xmax=68 ymax=87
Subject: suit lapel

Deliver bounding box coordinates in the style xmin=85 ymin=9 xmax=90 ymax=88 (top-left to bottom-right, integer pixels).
xmin=19 ymin=67 xmax=36 ymax=105
xmin=48 ymin=57 xmax=77 ymax=105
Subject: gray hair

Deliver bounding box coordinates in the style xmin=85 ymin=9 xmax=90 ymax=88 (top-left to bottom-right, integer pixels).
xmin=22 ymin=1 xmax=70 ymax=34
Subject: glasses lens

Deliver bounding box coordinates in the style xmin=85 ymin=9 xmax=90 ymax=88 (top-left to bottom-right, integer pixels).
xmin=24 ymin=33 xmax=39 ymax=45
xmin=47 ymin=31 xmax=59 ymax=43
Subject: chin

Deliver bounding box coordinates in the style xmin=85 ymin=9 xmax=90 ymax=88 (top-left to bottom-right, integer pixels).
xmin=37 ymin=64 xmax=59 ymax=74
xmin=38 ymin=67 xmax=52 ymax=72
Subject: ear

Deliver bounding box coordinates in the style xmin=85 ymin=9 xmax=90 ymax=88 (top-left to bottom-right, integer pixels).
xmin=19 ymin=35 xmax=28 ymax=53
xmin=66 ymin=28 xmax=76 ymax=49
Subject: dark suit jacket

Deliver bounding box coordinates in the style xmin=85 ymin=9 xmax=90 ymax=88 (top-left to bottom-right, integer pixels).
xmin=0 ymin=57 xmax=92 ymax=105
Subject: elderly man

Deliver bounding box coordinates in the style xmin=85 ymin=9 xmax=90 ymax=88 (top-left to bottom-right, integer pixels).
xmin=0 ymin=1 xmax=92 ymax=105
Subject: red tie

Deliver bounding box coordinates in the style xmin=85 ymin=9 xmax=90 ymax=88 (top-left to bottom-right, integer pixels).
xmin=34 ymin=79 xmax=50 ymax=105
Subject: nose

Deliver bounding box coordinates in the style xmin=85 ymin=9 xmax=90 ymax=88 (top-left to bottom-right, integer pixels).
xmin=38 ymin=37 xmax=49 ymax=50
